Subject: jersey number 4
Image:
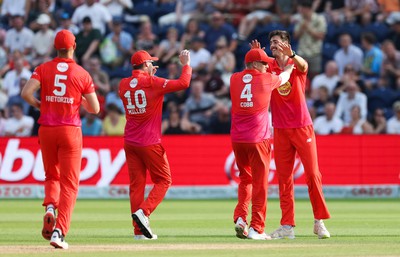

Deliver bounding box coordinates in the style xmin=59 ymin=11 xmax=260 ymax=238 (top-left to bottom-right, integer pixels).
xmin=240 ymin=84 xmax=253 ymax=101
xmin=124 ymin=90 xmax=147 ymax=109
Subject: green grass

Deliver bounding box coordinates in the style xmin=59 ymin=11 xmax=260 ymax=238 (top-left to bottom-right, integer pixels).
xmin=0 ymin=199 xmax=400 ymax=256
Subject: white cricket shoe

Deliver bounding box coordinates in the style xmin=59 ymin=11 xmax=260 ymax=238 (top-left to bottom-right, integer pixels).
xmin=42 ymin=209 xmax=56 ymax=240
xmin=270 ymin=226 xmax=295 ymax=239
xmin=234 ymin=217 xmax=249 ymax=239
xmin=314 ymin=220 xmax=330 ymax=239
xmin=50 ymin=229 xmax=68 ymax=249
xmin=134 ymin=234 xmax=158 ymax=240
xmin=247 ymin=227 xmax=271 ymax=240
xmin=132 ymin=209 xmax=153 ymax=239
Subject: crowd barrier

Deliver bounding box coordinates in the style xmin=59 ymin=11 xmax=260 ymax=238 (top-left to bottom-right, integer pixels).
xmin=0 ymin=135 xmax=399 ymax=199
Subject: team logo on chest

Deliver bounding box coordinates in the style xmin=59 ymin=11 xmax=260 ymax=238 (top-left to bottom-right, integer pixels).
xmin=277 ymin=81 xmax=292 ymax=96
xmin=57 ymin=62 xmax=69 ymax=72
xmin=130 ymin=78 xmax=138 ymax=88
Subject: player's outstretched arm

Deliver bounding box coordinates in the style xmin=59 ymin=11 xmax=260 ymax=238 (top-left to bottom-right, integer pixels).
xmin=82 ymin=93 xmax=100 ymax=114
xmin=277 ymin=41 xmax=308 ymax=73
xmin=21 ymin=79 xmax=41 ymax=109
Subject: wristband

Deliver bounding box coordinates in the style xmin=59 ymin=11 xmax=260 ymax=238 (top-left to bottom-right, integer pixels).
xmin=289 ymin=51 xmax=296 ymax=58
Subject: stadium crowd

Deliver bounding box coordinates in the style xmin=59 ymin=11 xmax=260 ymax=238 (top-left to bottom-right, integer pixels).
xmin=1 ymin=0 xmax=400 ymax=137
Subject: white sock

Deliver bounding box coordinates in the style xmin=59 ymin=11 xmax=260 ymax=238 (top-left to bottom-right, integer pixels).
xmin=314 ymin=219 xmax=323 ymax=224
xmin=282 ymin=225 xmax=293 ymax=229
xmin=46 ymin=204 xmax=55 ymax=214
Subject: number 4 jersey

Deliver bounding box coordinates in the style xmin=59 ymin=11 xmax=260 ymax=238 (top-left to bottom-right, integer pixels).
xmin=119 ymin=65 xmax=192 ymax=146
xmin=230 ymin=69 xmax=282 ymax=143
xmin=31 ymin=57 xmax=95 ymax=126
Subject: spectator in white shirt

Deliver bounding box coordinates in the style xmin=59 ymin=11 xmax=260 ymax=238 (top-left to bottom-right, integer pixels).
xmin=2 ymin=57 xmax=32 ymax=98
xmin=188 ymin=36 xmax=211 ymax=74
xmin=4 ymin=103 xmax=34 ymax=137
xmin=71 ymin=0 xmax=112 ymax=35
xmin=4 ymin=15 xmax=34 ymax=56
xmin=333 ymin=32 xmax=363 ymax=76
xmin=311 ymin=60 xmax=340 ymax=98
xmin=387 ymin=101 xmax=400 ymax=134
xmin=314 ymin=102 xmax=344 ymax=135
xmin=334 ymin=81 xmax=368 ymax=125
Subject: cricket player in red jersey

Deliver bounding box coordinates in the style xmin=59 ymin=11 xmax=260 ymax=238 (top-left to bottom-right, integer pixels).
xmin=258 ymin=30 xmax=331 ymax=239
xmin=21 ymin=30 xmax=100 ymax=249
xmin=230 ymin=48 xmax=293 ymax=240
xmin=119 ymin=49 xmax=192 ymax=240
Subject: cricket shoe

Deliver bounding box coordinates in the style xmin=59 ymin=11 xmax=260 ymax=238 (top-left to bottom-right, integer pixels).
xmin=270 ymin=226 xmax=295 ymax=239
xmin=50 ymin=229 xmax=68 ymax=249
xmin=234 ymin=217 xmax=249 ymax=239
xmin=132 ymin=209 xmax=153 ymax=239
xmin=42 ymin=209 xmax=56 ymax=240
xmin=314 ymin=220 xmax=330 ymax=239
xmin=247 ymin=227 xmax=271 ymax=240
xmin=134 ymin=234 xmax=158 ymax=240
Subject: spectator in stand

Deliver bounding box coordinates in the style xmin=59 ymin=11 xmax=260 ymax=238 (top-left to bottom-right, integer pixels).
xmin=368 ymin=108 xmax=387 ymax=134
xmin=182 ymin=79 xmax=217 ymax=133
xmin=28 ymin=0 xmax=57 ymax=32
xmin=204 ymin=11 xmax=238 ymax=54
xmin=360 ymin=32 xmax=384 ymax=87
xmin=4 ymin=15 xmax=34 ymax=57
xmin=380 ymin=39 xmax=400 ymax=89
xmin=158 ymin=0 xmax=198 ymax=27
xmin=366 ymin=77 xmax=395 ymax=115
xmin=188 ymin=36 xmax=212 ymax=74
xmin=75 ymin=16 xmax=102 ymax=65
xmin=55 ymin=12 xmax=79 ymax=35
xmin=162 ymin=109 xmax=188 ymax=134
xmin=314 ymin=102 xmax=344 ymax=135
xmin=340 ymin=105 xmax=373 ymax=134
xmin=0 ymin=29 xmax=7 ymax=70
xmin=0 ymin=49 xmax=31 ymax=78
xmin=313 ymin=0 xmax=346 ymax=22
xmin=1 ymin=56 xmax=32 ymax=99
xmin=377 ymin=0 xmax=400 ymax=21
xmin=208 ymin=37 xmax=236 ymax=86
xmin=31 ymin=13 xmax=55 ymax=67
xmin=387 ymin=101 xmax=400 ymax=134
xmin=293 ymin=0 xmax=327 ymax=80
xmin=71 ymin=0 xmax=112 ymax=36
xmin=0 ymin=0 xmax=30 ymax=23
xmin=334 ymin=33 xmax=364 ymax=76
xmin=100 ymin=0 xmax=133 ymax=19
xmin=386 ymin=13 xmax=400 ymax=50
xmin=85 ymin=56 xmax=110 ymax=95
xmin=0 ymin=109 xmax=7 ymax=136
xmin=105 ymin=77 xmax=125 ymax=114
xmin=155 ymin=27 xmax=181 ymax=68
xmin=334 ymin=81 xmax=368 ymax=125
xmin=6 ymin=77 xmax=31 ymax=115
xmin=101 ymin=103 xmax=126 ymax=135
xmin=333 ymin=64 xmax=366 ymax=100
xmin=3 ymin=103 xmax=34 ymax=136
xmin=311 ymin=60 xmax=340 ymax=98
xmin=179 ymin=18 xmax=205 ymax=52
xmin=235 ymin=0 xmax=275 ymax=42
xmin=209 ymin=101 xmax=231 ymax=134
xmin=100 ymin=17 xmax=134 ymax=69
xmin=81 ymin=111 xmax=102 ymax=136
xmin=135 ymin=19 xmax=158 ymax=57
xmin=312 ymin=86 xmax=334 ymax=117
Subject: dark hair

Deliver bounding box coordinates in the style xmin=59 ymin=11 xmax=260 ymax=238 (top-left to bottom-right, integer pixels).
xmin=133 ymin=63 xmax=145 ymax=70
xmin=82 ymin=16 xmax=92 ymax=24
xmin=298 ymin=0 xmax=313 ymax=8
xmin=106 ymin=103 xmax=122 ymax=114
xmin=361 ymin=32 xmax=376 ymax=44
xmin=268 ymin=30 xmax=291 ymax=43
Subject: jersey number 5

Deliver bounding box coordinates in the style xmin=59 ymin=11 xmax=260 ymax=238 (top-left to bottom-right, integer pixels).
xmin=240 ymin=84 xmax=253 ymax=101
xmin=124 ymin=90 xmax=147 ymax=109
xmin=53 ymin=74 xmax=67 ymax=96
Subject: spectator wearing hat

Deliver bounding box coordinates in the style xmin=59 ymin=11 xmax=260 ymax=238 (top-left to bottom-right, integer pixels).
xmin=28 ymin=0 xmax=57 ymax=32
xmin=71 ymin=0 xmax=112 ymax=36
xmin=32 ymin=13 xmax=55 ymax=67
xmin=75 ymin=16 xmax=102 ymax=65
xmin=387 ymin=101 xmax=400 ymax=134
xmin=4 ymin=14 xmax=34 ymax=57
xmin=55 ymin=12 xmax=79 ymax=35
xmin=100 ymin=16 xmax=134 ymax=68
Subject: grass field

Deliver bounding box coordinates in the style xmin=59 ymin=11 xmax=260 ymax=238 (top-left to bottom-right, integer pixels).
xmin=0 ymin=198 xmax=399 ymax=257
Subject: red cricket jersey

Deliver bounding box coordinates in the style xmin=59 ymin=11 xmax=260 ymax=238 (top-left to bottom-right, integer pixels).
xmin=230 ymin=69 xmax=282 ymax=143
xmin=269 ymin=59 xmax=313 ymax=128
xmin=31 ymin=57 xmax=95 ymax=126
xmin=119 ymin=65 xmax=192 ymax=146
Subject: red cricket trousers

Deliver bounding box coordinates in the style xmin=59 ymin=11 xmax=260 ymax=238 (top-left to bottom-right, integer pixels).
xmin=124 ymin=143 xmax=172 ymax=235
xmin=232 ymin=140 xmax=271 ymax=233
xmin=39 ymin=126 xmax=82 ymax=236
xmin=273 ymin=125 xmax=331 ymax=226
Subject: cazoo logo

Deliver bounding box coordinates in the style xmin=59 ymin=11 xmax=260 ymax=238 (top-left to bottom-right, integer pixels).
xmin=224 ymin=148 xmax=304 ymax=185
